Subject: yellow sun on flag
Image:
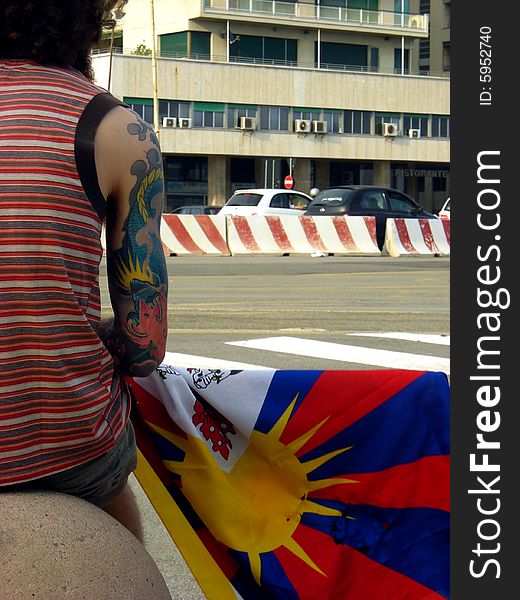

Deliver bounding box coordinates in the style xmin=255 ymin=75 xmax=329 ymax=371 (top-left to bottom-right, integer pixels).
xmin=147 ymin=395 xmax=357 ymax=585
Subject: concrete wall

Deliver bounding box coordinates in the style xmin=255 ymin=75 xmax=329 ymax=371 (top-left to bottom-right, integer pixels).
xmin=153 ymin=127 xmax=449 ymax=162
xmin=108 ymin=54 xmax=450 ymax=114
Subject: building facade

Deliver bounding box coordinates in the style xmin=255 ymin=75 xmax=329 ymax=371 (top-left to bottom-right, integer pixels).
xmin=92 ymin=0 xmax=450 ymax=212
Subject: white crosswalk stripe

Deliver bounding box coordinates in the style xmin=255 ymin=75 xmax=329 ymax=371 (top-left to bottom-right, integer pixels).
xmin=164 ymin=351 xmax=271 ymax=370
xmin=165 ymin=332 xmax=450 ymax=374
xmin=226 ymin=336 xmax=450 ymax=374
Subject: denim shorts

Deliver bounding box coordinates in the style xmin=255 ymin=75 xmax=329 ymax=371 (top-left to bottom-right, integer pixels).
xmin=5 ymin=421 xmax=137 ymax=508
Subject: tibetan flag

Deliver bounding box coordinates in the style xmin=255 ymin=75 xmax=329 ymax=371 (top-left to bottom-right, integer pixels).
xmin=128 ymin=367 xmax=450 ymax=600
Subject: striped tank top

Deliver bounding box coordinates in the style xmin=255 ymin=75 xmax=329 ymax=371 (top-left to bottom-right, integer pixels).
xmin=0 ymin=59 xmax=129 ymax=485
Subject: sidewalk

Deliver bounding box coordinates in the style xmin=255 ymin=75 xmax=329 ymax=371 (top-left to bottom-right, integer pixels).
xmin=128 ymin=475 xmax=206 ymax=600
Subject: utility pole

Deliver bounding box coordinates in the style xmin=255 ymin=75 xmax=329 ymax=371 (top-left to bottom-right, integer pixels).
xmin=150 ymin=0 xmax=160 ymax=141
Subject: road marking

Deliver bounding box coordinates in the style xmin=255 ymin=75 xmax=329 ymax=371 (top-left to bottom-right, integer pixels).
xmin=164 ymin=351 xmax=272 ymax=370
xmin=350 ymin=332 xmax=450 ymax=346
xmin=226 ymin=336 xmax=450 ymax=374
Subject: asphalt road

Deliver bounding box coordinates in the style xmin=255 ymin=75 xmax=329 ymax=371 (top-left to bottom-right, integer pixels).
xmin=99 ymin=254 xmax=450 ymax=598
xmin=100 ymin=254 xmax=450 ymax=371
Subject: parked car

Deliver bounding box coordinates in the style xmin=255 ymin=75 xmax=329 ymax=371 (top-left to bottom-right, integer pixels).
xmin=437 ymin=197 xmax=450 ymax=222
xmin=170 ymin=205 xmax=223 ymax=215
xmin=218 ymin=189 xmax=312 ymax=216
xmin=304 ymin=185 xmax=437 ymax=249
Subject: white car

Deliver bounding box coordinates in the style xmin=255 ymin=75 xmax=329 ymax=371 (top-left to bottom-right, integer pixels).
xmin=218 ymin=189 xmax=312 ymax=216
xmin=438 ymin=197 xmax=450 ymax=222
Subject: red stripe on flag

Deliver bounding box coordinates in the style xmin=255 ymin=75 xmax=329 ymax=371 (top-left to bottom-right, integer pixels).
xmin=266 ymin=216 xmax=294 ymax=252
xmin=232 ymin=216 xmax=262 ymax=252
xmin=331 ymin=217 xmax=356 ymax=250
xmin=300 ymin=216 xmax=327 ymax=252
xmin=163 ymin=215 xmax=204 ymax=254
xmin=394 ymin=219 xmax=418 ymax=253
xmin=197 ymin=529 xmax=240 ymax=580
xmin=195 ymin=216 xmax=229 ymax=253
xmin=275 ymin=524 xmax=446 ymax=600
xmin=308 ymin=455 xmax=450 ymax=512
xmin=280 ymin=370 xmax=424 ymax=455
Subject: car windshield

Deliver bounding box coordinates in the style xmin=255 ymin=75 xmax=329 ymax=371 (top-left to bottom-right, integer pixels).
xmin=311 ymin=189 xmax=354 ymax=206
xmin=226 ymin=193 xmax=262 ymax=207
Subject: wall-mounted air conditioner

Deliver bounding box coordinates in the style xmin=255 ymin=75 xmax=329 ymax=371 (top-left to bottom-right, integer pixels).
xmin=381 ymin=122 xmax=399 ymax=136
xmin=238 ymin=116 xmax=257 ymax=130
xmin=178 ymin=118 xmax=192 ymax=128
xmin=312 ymin=120 xmax=328 ymax=133
xmin=408 ymin=128 xmax=421 ymax=138
xmin=162 ymin=116 xmax=177 ymax=128
xmin=294 ymin=119 xmax=312 ymax=133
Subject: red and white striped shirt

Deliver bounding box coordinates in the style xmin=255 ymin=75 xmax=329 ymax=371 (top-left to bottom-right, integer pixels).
xmin=0 ymin=59 xmax=129 ymax=485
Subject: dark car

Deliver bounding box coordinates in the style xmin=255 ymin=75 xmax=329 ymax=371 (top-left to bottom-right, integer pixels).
xmin=170 ymin=205 xmax=223 ymax=215
xmin=304 ymin=185 xmax=437 ymax=249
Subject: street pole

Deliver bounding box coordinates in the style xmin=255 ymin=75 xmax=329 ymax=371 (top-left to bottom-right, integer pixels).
xmin=108 ymin=27 xmax=115 ymax=90
xmin=150 ymin=0 xmax=160 ymax=141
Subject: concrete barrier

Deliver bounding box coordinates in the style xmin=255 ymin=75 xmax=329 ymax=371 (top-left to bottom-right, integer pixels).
xmin=226 ymin=215 xmax=380 ymax=256
xmin=384 ymin=218 xmax=450 ymax=257
xmin=0 ymin=491 xmax=172 ymax=600
xmin=161 ymin=214 xmax=230 ymax=256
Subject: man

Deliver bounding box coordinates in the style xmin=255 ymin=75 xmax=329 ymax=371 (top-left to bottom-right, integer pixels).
xmin=0 ymin=0 xmax=168 ymax=540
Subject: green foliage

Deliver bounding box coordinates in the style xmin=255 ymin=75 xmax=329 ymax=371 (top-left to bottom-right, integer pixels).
xmin=132 ymin=43 xmax=152 ymax=56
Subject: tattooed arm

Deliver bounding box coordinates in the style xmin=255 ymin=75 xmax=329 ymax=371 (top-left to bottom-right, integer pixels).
xmin=94 ymin=108 xmax=168 ymax=377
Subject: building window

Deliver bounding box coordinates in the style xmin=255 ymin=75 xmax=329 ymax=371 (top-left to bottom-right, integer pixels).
xmin=323 ymin=111 xmax=344 ymax=133
xmin=431 ymin=116 xmax=450 ymax=138
xmin=443 ymin=42 xmax=451 ymax=71
xmin=123 ymin=98 xmax=154 ymax=124
xmin=393 ymin=0 xmax=409 ymax=25
xmin=375 ymin=113 xmax=401 ymax=133
xmin=95 ymin=30 xmax=123 ymax=54
xmin=259 ymin=106 xmax=290 ymax=131
xmin=317 ymin=41 xmax=368 ymax=70
xmin=228 ymin=105 xmax=258 ymax=128
xmin=344 ymin=110 xmax=372 ymax=134
xmin=433 ymin=176 xmax=447 ymax=193
xmin=292 ymin=109 xmax=321 ymax=123
xmin=160 ymin=31 xmax=210 ymax=60
xmin=193 ymin=102 xmax=225 ymax=127
xmin=229 ymin=35 xmax=297 ymax=66
xmin=403 ymin=115 xmax=428 ymax=137
xmin=159 ymin=100 xmax=190 ymax=120
xmin=369 ymin=47 xmax=379 ymax=72
xmin=419 ymin=39 xmax=430 ymax=60
xmin=394 ymin=48 xmax=410 ymax=74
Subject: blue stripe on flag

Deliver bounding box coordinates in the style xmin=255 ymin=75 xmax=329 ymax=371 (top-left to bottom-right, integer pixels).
xmin=254 ymin=370 xmax=322 ymax=434
xmin=301 ymin=505 xmax=450 ymax=598
xmin=302 ymin=372 xmax=449 ymax=477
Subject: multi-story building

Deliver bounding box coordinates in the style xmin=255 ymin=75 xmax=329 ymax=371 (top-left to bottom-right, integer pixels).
xmin=415 ymin=0 xmax=450 ymax=76
xmin=92 ymin=0 xmax=450 ymax=212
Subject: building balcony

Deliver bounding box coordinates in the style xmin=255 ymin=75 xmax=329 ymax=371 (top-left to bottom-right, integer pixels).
xmin=201 ymin=0 xmax=429 ymax=38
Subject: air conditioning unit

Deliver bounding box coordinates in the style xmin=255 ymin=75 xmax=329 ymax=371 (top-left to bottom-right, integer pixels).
xmin=312 ymin=120 xmax=328 ymax=133
xmin=238 ymin=116 xmax=256 ymax=130
xmin=408 ymin=128 xmax=421 ymax=138
xmin=178 ymin=118 xmax=192 ymax=128
xmin=162 ymin=116 xmax=177 ymax=128
xmin=294 ymin=119 xmax=312 ymax=133
xmin=381 ymin=122 xmax=399 ymax=136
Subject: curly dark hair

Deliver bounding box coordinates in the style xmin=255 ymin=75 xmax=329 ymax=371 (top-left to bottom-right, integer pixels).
xmin=0 ymin=1 xmax=119 ymax=80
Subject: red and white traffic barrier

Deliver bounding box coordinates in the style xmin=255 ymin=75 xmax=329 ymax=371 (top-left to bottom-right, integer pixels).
xmin=226 ymin=215 xmax=380 ymax=256
xmin=384 ymin=218 xmax=450 ymax=257
xmin=161 ymin=214 xmax=230 ymax=255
